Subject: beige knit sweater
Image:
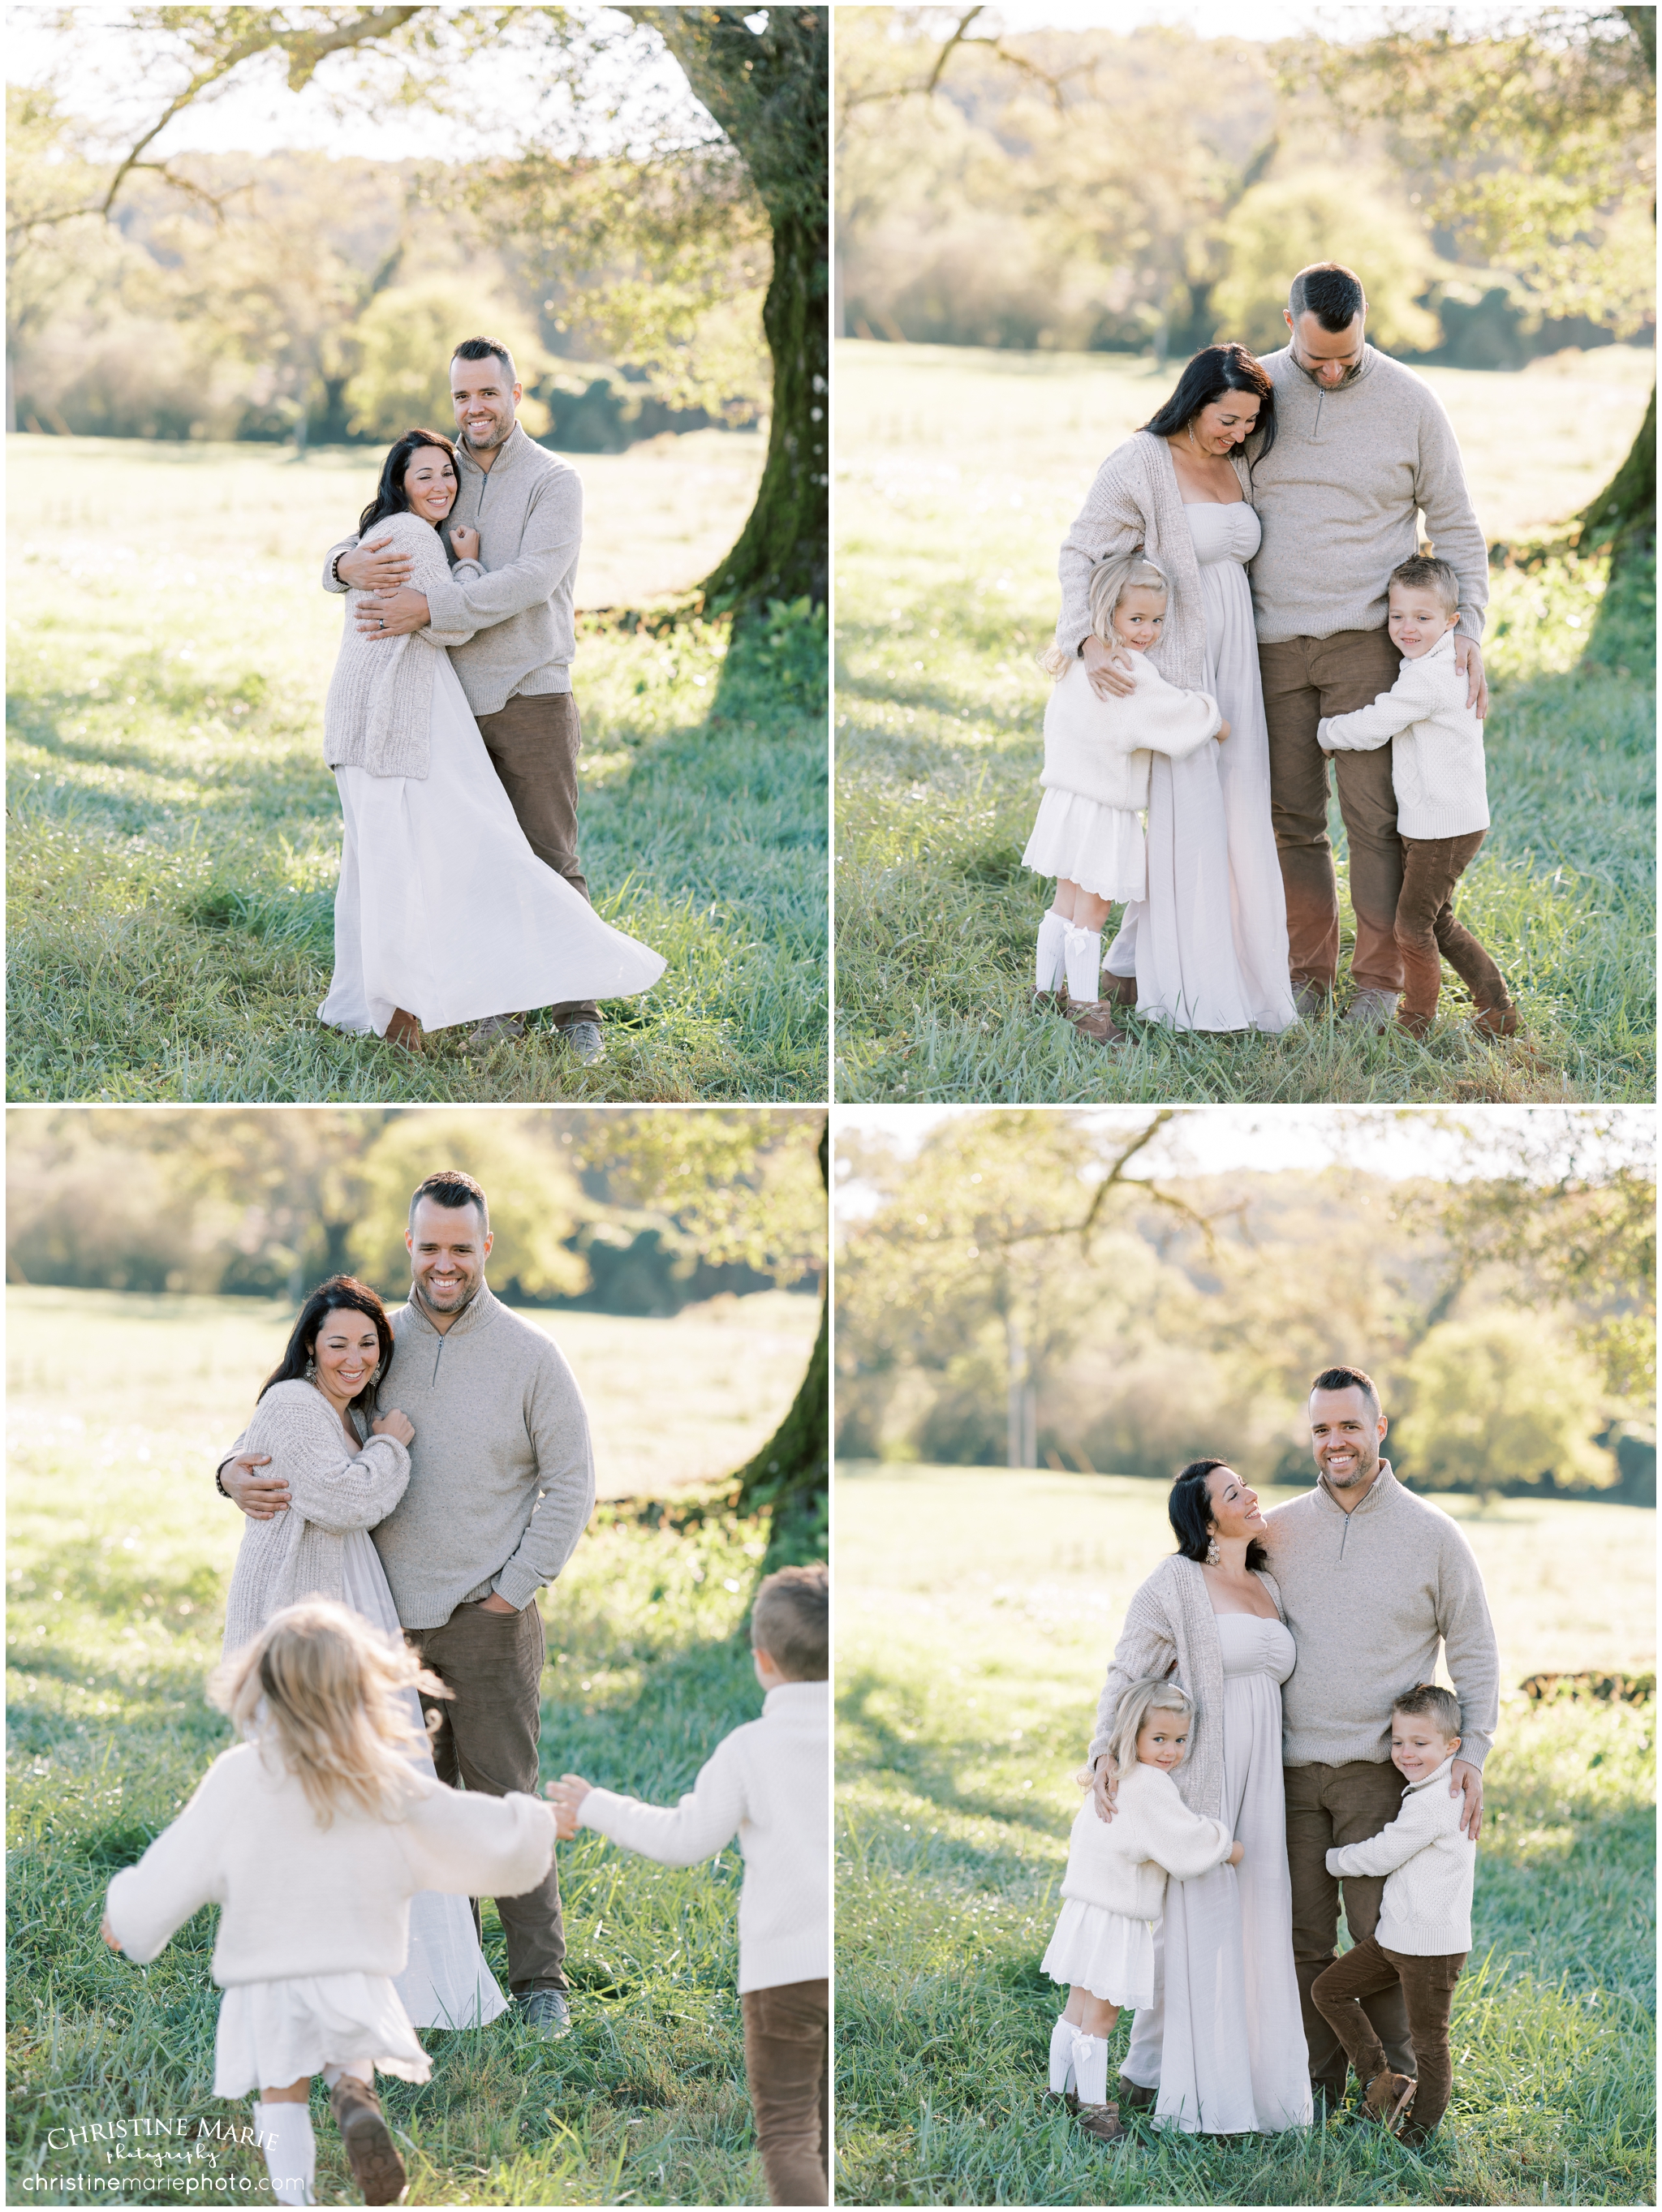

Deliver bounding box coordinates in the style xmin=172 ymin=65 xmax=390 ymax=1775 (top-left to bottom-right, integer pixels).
xmin=1262 ymin=1463 xmax=1500 ymax=1771
xmin=1326 ymin=1753 xmax=1475 ymax=1953
xmin=1041 ymin=654 xmax=1222 ymax=811
xmin=1318 ymin=629 xmax=1490 ymax=839
xmin=105 ymin=1741 xmax=555 ymax=1984
xmin=1059 ymin=1758 xmax=1236 ymax=1920
xmin=1055 ymin=431 xmax=1248 ymax=685
xmin=321 ymin=509 xmax=482 ymax=780
xmin=1087 ymin=1555 xmax=1285 ymax=1821
xmin=221 ymin=1380 xmax=410 ymax=1655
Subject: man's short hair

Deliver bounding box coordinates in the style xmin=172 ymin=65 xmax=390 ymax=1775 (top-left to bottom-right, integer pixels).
xmin=1311 ymin=1364 xmax=1380 ymax=1417
xmin=1389 ymin=554 xmax=1460 ymax=618
xmin=750 ymin=1563 xmax=827 ymax=1682
xmin=409 ymin=1171 xmax=489 ymax=1233
xmin=452 ymin=335 xmax=516 ymax=384
xmin=1393 ymin=1682 xmax=1462 ymax=1737
xmin=1289 ymin=263 xmax=1366 ymax=333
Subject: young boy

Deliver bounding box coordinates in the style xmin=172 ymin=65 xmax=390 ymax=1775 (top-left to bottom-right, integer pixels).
xmin=1317 ymin=554 xmax=1517 ymax=1040
xmin=1311 ymin=1684 xmax=1476 ymax=2149
xmin=546 ymin=1564 xmax=829 ymax=2206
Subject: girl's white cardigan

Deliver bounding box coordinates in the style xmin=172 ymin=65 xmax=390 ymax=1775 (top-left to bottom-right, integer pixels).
xmin=322 ymin=509 xmax=484 ymax=779
xmin=1087 ymin=1556 xmax=1286 ymax=1821
xmin=1041 ymin=654 xmax=1221 ymax=811
xmin=1060 ymin=1758 xmax=1236 ymax=1920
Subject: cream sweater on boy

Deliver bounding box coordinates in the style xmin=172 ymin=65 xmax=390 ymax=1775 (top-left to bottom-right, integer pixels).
xmin=577 ymin=1681 xmax=828 ymax=1994
xmin=105 ymin=1743 xmax=555 ymax=1985
xmin=1317 ymin=630 xmax=1490 ymax=839
xmin=1059 ymin=1758 xmax=1236 ymax=1922
xmin=1325 ymin=1753 xmax=1475 ymax=1953
xmin=1041 ymin=655 xmax=1222 ymax=813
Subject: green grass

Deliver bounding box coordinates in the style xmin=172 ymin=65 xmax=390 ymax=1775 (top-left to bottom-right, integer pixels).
xmin=833 ymin=342 xmax=1656 ymax=1103
xmin=6 ymin=436 xmax=827 ymax=1102
xmin=6 ymin=1300 xmax=798 ymax=2205
xmin=834 ymin=1466 xmax=1656 ymax=2206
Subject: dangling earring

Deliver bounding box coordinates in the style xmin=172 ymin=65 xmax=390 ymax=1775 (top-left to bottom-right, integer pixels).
xmin=1187 ymin=421 xmax=1203 ymax=455
xmin=1205 ymin=1533 xmax=1221 ymax=1568
xmin=304 ymin=1356 xmax=316 ymax=1379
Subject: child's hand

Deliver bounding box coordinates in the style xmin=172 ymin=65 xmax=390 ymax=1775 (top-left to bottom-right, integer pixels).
xmin=1227 ymin=1840 xmax=1244 ymax=1867
xmin=100 ymin=1912 xmax=123 ymax=1953
xmin=545 ymin=1774 xmax=592 ymax=1840
xmin=1215 ymin=718 xmax=1230 ymax=742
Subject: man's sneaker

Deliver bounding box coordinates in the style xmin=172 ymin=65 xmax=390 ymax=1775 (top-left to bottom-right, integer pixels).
xmin=329 ymin=2077 xmax=407 ymax=2206
xmin=558 ymin=1019 xmax=605 ymax=1067
xmin=514 ymin=1990 xmax=571 ymax=2038
xmin=1343 ymin=988 xmax=1399 ymax=1032
xmin=465 ymin=1013 xmax=525 ymax=1052
xmin=1292 ymin=979 xmax=1328 ymax=1022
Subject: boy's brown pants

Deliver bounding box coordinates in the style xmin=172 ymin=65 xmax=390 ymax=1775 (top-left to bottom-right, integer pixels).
xmin=742 ymin=1977 xmax=829 ymax=2205
xmin=1285 ymin=1759 xmax=1414 ymax=2091
xmin=1311 ymin=1935 xmax=1466 ymax=2134
xmin=1395 ymin=831 xmax=1511 ymax=1024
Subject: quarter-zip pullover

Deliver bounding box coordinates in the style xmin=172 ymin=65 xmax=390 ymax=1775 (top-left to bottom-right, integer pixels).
xmin=1263 ymin=1462 xmax=1499 ymax=1771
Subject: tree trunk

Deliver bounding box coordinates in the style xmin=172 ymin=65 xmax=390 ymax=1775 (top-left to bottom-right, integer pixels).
xmin=1578 ymin=380 xmax=1656 ymax=570
xmin=730 ymin=1118 xmax=828 ymax=1565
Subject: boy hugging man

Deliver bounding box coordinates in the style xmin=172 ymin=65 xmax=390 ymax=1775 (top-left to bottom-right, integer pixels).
xmin=1312 ymin=1685 xmax=1476 ymax=2149
xmin=1319 ymin=555 xmax=1518 ymax=1040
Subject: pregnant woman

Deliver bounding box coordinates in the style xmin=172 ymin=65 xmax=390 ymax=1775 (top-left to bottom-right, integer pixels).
xmin=320 ymin=428 xmax=664 ymax=1052
xmin=220 ymin=1274 xmax=507 ymax=2033
xmin=1055 ymin=346 xmax=1298 ymax=1033
xmin=1087 ymin=1459 xmax=1310 ymax=2134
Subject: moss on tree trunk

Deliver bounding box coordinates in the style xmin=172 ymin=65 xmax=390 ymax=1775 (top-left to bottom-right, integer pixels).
xmin=1580 ymin=380 xmax=1656 ymax=567
xmin=733 ymin=1119 xmax=827 ymax=1566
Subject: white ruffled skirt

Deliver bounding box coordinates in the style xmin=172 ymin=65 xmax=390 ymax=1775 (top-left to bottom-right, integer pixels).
xmin=1022 ymin=790 xmax=1147 ymax=903
xmin=1040 ymin=1900 xmax=1156 ymax=2010
xmin=214 ymin=1973 xmax=429 ymax=2098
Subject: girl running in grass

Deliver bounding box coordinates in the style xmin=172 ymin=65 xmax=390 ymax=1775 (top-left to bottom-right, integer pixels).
xmin=101 ymin=1599 xmax=555 ymax=2208
xmin=1040 ymin=1676 xmax=1241 ymax=2143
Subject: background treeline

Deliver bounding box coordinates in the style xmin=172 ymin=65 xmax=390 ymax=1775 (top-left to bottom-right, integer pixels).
xmin=6 ymin=1107 xmax=825 ymax=1315
xmin=835 ymin=11 xmax=1656 ymax=368
xmin=834 ymin=1114 xmax=1655 ymax=1504
xmin=6 ymin=96 xmax=769 ymax=450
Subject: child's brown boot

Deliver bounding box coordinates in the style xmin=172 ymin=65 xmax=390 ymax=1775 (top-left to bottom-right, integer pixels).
xmin=1103 ymin=973 xmax=1138 ymax=1007
xmin=1066 ymin=1001 xmax=1126 ymax=1045
xmin=1363 ymin=2069 xmax=1416 ymax=2134
xmin=329 ymin=2076 xmax=407 ymax=2205
xmin=1470 ymin=998 xmax=1518 ymax=1038
xmin=1077 ymin=2101 xmax=1126 ymax=2142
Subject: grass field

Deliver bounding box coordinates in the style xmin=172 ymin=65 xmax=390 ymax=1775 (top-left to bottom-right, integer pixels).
xmin=6 ymin=1289 xmax=812 ymax=2205
xmin=6 ymin=433 xmax=827 ymax=1103
xmin=833 ymin=342 xmax=1656 ymax=1104
xmin=834 ymin=1466 xmax=1656 ymax=2206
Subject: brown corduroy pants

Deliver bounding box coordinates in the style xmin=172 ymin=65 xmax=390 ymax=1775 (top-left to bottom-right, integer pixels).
xmin=1284 ymin=1760 xmax=1414 ymax=2092
xmin=1395 ymin=831 xmax=1511 ymax=1025
xmin=1259 ymin=627 xmax=1406 ymax=996
xmin=408 ymin=1599 xmax=566 ymax=1995
xmin=1312 ymin=1934 xmax=1466 ymax=2134
xmin=473 ymin=689 xmax=600 ymax=1029
xmin=741 ymin=1978 xmax=829 ymax=2206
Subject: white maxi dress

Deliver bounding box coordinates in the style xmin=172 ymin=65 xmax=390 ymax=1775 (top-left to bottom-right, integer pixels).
xmin=1105 ymin=501 xmax=1298 ymax=1033
xmin=321 ymin=650 xmax=665 ymax=1038
xmin=1120 ymin=1612 xmax=1311 ymax=2135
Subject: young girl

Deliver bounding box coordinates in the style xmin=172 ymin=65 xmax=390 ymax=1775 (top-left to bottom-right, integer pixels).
xmin=101 ymin=1600 xmax=556 ymax=2208
xmin=1040 ymin=1678 xmax=1242 ymax=2141
xmin=1024 ymin=553 xmax=1228 ymax=1044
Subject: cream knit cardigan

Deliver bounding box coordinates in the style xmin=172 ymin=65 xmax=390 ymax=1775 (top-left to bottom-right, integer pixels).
xmin=1059 ymin=1758 xmax=1236 ymax=1920
xmin=1087 ymin=1554 xmax=1285 ymax=1821
xmin=1042 ymin=654 xmax=1221 ymax=811
xmin=322 ymin=509 xmax=483 ymax=780
xmin=1055 ymin=430 xmax=1249 ymax=683
xmin=1326 ymin=1754 xmax=1475 ymax=1953
xmin=221 ymin=1379 xmax=410 ymax=1655
xmin=105 ymin=1742 xmax=555 ymax=1984
xmin=1317 ymin=629 xmax=1490 ymax=839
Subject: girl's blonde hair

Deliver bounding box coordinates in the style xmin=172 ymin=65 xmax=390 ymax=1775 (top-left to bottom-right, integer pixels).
xmin=210 ymin=1599 xmax=448 ymax=1827
xmin=1039 ymin=549 xmax=1169 ymax=678
xmin=1078 ymin=1675 xmax=1196 ymax=1787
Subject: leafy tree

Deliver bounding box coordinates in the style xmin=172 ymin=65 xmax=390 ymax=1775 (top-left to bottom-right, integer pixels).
xmin=1393 ymin=1313 xmax=1617 ymax=1501
xmin=1210 ymin=170 xmax=1442 ymax=355
xmin=344 ymin=276 xmax=552 ymax=440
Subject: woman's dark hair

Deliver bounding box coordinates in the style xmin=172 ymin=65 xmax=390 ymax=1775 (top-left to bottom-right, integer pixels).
xmin=1170 ymin=1457 xmax=1268 ymax=1572
xmin=356 ymin=428 xmax=462 ymax=552
xmin=260 ymin=1276 xmax=394 ymax=1418
xmin=1142 ymin=343 xmax=1277 ymax=462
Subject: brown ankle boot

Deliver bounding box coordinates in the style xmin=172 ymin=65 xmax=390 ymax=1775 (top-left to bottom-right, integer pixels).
xmin=1066 ymin=1001 xmax=1126 ymax=1046
xmin=1471 ymin=999 xmax=1519 ymax=1037
xmin=1077 ymin=2100 xmax=1126 ymax=2141
xmin=329 ymin=2076 xmax=407 ymax=2205
xmin=1103 ymin=973 xmax=1138 ymax=1007
xmin=1363 ymin=2069 xmax=1416 ymax=2134
xmin=385 ymin=1007 xmax=423 ymax=1054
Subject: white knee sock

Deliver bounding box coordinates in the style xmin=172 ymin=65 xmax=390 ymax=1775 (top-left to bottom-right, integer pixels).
xmin=1070 ymin=2030 xmax=1109 ymax=2107
xmin=1036 ymin=908 xmax=1068 ymax=993
xmin=253 ymin=2103 xmax=316 ymax=2207
xmin=1048 ymin=2013 xmax=1079 ymax=2093
xmin=1063 ymin=925 xmax=1103 ymax=1004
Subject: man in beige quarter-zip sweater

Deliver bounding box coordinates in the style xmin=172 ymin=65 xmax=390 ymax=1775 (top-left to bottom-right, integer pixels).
xmin=1248 ymin=262 xmax=1491 ymax=1029
xmin=324 ymin=337 xmax=602 ymax=1060
xmin=220 ymin=1170 xmax=595 ymax=2039
xmin=1262 ymin=1363 xmax=1498 ymax=2114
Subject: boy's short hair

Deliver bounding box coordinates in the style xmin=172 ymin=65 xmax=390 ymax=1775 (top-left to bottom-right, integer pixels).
xmin=1389 ymin=555 xmax=1459 ymax=618
xmin=1393 ymin=1682 xmax=1462 ymax=1738
xmin=751 ymin=1564 xmax=827 ymax=1681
